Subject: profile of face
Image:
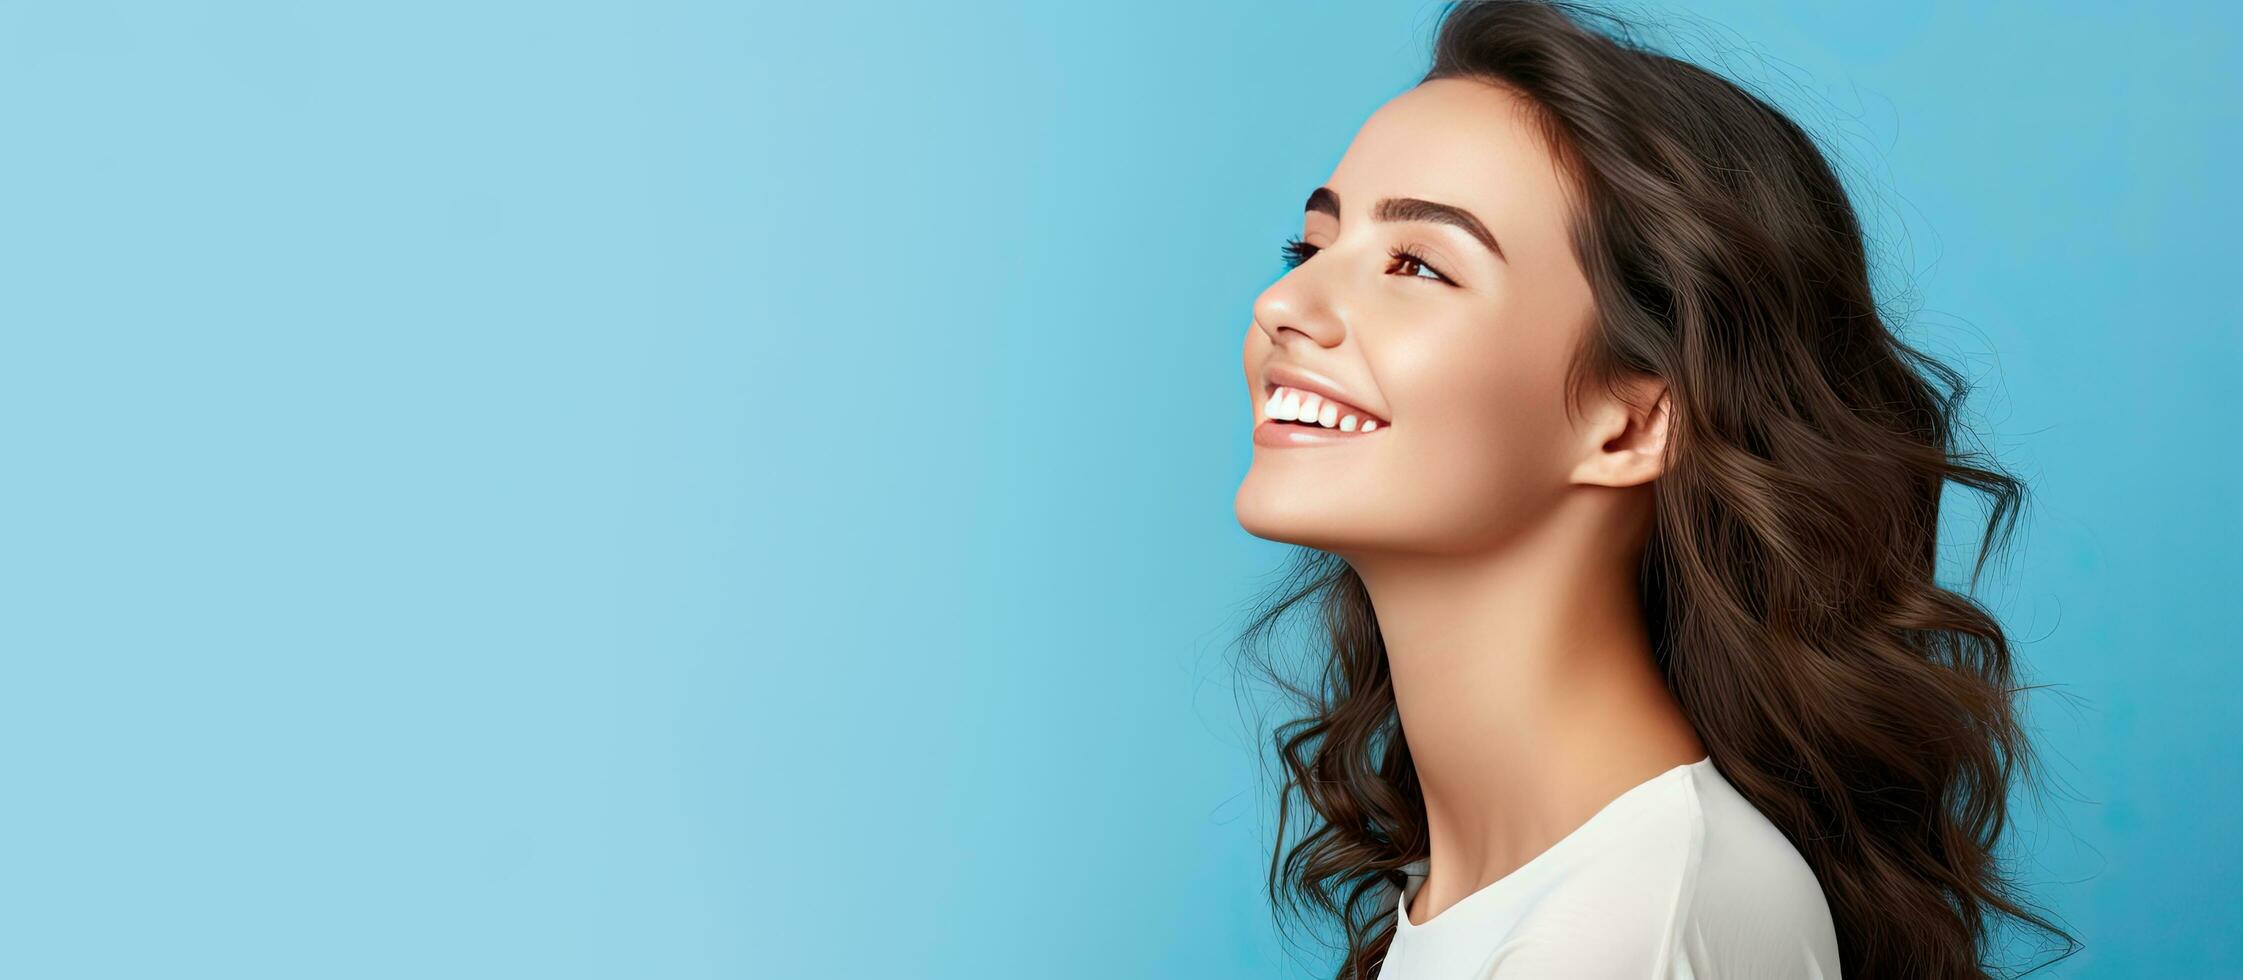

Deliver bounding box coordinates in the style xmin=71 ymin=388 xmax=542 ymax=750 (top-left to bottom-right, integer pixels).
xmin=1236 ymin=77 xmax=1664 ymax=559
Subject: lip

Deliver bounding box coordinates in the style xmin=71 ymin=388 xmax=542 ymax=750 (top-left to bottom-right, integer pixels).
xmin=1253 ymin=416 xmax=1387 ymax=447
xmin=1260 ymin=363 xmax=1390 ymax=427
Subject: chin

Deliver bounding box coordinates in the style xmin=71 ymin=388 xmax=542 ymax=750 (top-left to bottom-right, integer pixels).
xmin=1234 ymin=479 xmax=1357 ymax=551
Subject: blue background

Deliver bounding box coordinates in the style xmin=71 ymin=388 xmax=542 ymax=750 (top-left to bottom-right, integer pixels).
xmin=1 ymin=1 xmax=2233 ymax=976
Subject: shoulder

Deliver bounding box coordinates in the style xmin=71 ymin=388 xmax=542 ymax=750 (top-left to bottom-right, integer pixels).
xmin=1670 ymin=762 xmax=1844 ymax=978
xmin=1479 ymin=761 xmax=1842 ymax=979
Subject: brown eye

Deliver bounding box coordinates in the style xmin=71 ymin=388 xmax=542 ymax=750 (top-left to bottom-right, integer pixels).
xmin=1387 ymin=245 xmax=1454 ymax=285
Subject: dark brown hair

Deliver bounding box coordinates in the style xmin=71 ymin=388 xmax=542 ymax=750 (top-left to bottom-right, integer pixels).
xmin=1235 ymin=2 xmax=2081 ymax=976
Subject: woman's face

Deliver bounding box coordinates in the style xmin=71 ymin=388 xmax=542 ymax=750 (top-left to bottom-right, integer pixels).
xmin=1236 ymin=77 xmax=1604 ymax=558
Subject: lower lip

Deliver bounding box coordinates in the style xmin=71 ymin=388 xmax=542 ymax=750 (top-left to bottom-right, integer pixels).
xmin=1253 ymin=417 xmax=1389 ymax=447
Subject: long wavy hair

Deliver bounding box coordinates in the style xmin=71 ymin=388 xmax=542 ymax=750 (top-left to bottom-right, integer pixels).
xmin=1233 ymin=2 xmax=2081 ymax=977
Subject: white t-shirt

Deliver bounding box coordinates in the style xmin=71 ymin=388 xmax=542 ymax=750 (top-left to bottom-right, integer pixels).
xmin=1374 ymin=756 xmax=1842 ymax=979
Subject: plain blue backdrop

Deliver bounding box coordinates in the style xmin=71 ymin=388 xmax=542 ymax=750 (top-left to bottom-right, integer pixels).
xmin=1 ymin=1 xmax=2234 ymax=976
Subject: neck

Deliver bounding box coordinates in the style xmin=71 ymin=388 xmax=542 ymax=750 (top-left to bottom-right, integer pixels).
xmin=1348 ymin=491 xmax=1706 ymax=921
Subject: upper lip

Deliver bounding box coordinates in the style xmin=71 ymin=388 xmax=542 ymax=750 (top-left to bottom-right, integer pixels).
xmin=1261 ymin=362 xmax=1388 ymax=424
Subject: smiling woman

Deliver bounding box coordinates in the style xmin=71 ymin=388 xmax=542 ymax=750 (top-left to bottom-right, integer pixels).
xmin=1229 ymin=2 xmax=2081 ymax=979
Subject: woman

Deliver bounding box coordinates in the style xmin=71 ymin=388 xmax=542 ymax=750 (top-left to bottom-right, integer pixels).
xmin=1231 ymin=2 xmax=2080 ymax=977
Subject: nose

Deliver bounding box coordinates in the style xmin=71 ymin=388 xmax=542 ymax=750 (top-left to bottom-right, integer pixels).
xmin=1252 ymin=267 xmax=1347 ymax=349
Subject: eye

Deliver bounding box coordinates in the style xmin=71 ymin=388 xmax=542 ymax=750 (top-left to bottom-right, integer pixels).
xmin=1386 ymin=244 xmax=1455 ymax=285
xmin=1277 ymin=235 xmax=1456 ymax=287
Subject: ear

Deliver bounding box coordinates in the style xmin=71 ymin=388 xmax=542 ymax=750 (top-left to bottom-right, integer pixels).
xmin=1566 ymin=375 xmax=1671 ymax=489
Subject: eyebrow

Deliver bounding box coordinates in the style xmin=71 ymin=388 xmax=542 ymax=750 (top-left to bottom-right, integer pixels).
xmin=1303 ymin=186 xmax=1506 ymax=263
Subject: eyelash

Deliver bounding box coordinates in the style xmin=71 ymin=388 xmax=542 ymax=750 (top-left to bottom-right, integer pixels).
xmin=1278 ymin=235 xmax=1455 ymax=286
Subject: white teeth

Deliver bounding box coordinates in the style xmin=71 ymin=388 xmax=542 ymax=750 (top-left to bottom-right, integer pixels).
xmin=1262 ymin=384 xmax=1387 ymax=431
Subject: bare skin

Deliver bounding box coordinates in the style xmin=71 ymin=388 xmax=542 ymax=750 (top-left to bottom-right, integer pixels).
xmin=1235 ymin=77 xmax=1708 ymax=927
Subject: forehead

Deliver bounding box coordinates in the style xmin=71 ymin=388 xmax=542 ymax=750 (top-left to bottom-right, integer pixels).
xmin=1321 ymin=77 xmax=1578 ymax=244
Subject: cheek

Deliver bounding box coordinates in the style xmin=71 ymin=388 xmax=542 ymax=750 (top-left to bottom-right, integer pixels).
xmin=1381 ymin=339 xmax=1577 ymax=537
